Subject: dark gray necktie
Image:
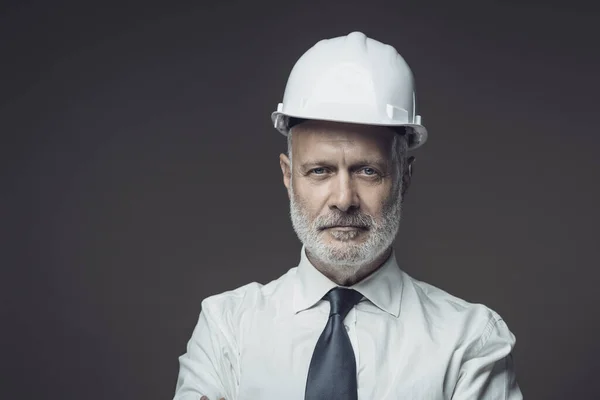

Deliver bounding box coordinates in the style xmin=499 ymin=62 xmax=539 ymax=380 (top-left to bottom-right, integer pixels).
xmin=304 ymin=287 xmax=364 ymax=400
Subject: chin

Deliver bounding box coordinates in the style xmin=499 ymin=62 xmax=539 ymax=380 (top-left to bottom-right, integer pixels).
xmin=326 ymin=238 xmax=367 ymax=246
xmin=321 ymin=244 xmax=371 ymax=264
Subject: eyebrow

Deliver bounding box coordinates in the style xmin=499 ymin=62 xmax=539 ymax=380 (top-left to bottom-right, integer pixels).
xmin=299 ymin=158 xmax=389 ymax=170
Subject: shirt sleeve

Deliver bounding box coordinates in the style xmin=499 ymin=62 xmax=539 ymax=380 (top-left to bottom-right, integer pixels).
xmin=173 ymin=298 xmax=239 ymax=400
xmin=452 ymin=315 xmax=523 ymax=400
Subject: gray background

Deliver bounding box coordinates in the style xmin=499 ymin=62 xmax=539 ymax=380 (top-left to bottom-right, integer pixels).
xmin=2 ymin=0 xmax=599 ymax=399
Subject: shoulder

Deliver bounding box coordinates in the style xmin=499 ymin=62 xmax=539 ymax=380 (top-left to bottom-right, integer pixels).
xmin=402 ymin=271 xmax=515 ymax=351
xmin=406 ymin=272 xmax=500 ymax=317
xmin=200 ymin=267 xmax=296 ymax=322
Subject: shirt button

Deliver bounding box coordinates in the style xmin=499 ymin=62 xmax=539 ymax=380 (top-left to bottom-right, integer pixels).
xmin=345 ymin=325 xmax=350 ymax=331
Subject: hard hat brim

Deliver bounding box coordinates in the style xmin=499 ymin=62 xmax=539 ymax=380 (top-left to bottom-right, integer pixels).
xmin=271 ymin=111 xmax=428 ymax=150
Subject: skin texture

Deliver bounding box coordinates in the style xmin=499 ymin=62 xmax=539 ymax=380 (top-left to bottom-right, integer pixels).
xmin=280 ymin=120 xmax=413 ymax=286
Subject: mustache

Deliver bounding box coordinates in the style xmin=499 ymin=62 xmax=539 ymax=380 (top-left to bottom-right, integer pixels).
xmin=315 ymin=212 xmax=374 ymax=230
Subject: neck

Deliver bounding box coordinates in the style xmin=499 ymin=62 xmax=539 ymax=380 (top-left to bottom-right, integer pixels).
xmin=305 ymin=246 xmax=393 ymax=286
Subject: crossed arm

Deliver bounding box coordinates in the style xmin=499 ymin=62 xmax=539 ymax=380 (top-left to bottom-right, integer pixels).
xmin=174 ymin=305 xmax=521 ymax=399
xmin=174 ymin=300 xmax=238 ymax=400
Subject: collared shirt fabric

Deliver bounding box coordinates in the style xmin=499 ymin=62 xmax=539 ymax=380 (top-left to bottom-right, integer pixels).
xmin=174 ymin=247 xmax=523 ymax=400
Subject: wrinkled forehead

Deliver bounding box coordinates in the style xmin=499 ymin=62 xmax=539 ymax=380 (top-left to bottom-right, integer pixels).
xmin=291 ymin=121 xmax=396 ymax=161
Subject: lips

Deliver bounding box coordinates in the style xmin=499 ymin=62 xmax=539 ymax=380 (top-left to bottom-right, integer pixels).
xmin=322 ymin=225 xmax=367 ymax=230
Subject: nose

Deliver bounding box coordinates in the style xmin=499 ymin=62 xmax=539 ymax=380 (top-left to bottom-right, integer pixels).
xmin=328 ymin=171 xmax=359 ymax=212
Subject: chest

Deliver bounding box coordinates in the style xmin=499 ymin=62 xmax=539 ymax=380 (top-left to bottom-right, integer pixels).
xmin=235 ymin=307 xmax=459 ymax=400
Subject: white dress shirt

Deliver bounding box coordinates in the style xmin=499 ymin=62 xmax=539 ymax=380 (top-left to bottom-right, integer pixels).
xmin=174 ymin=246 xmax=523 ymax=400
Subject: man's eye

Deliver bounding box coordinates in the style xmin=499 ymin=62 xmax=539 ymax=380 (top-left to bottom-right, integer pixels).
xmin=311 ymin=168 xmax=326 ymax=175
xmin=361 ymin=167 xmax=377 ymax=176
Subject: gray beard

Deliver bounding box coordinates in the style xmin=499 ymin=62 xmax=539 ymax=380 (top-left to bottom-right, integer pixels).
xmin=289 ymin=185 xmax=403 ymax=272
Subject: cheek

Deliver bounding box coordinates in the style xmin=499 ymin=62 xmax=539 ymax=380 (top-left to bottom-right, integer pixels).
xmin=293 ymin=182 xmax=329 ymax=212
xmin=358 ymin=186 xmax=395 ymax=215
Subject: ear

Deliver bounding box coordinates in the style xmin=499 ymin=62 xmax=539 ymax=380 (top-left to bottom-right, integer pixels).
xmin=280 ymin=153 xmax=292 ymax=199
xmin=401 ymin=156 xmax=415 ymax=198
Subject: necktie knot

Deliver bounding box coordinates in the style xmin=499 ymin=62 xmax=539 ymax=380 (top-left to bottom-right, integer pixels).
xmin=325 ymin=287 xmax=363 ymax=319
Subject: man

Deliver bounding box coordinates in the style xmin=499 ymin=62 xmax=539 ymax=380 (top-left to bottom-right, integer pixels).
xmin=174 ymin=31 xmax=523 ymax=400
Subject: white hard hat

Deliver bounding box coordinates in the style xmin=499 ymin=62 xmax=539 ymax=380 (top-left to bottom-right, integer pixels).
xmin=271 ymin=31 xmax=428 ymax=150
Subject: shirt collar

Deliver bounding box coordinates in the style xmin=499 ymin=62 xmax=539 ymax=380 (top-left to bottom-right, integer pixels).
xmin=292 ymin=245 xmax=403 ymax=317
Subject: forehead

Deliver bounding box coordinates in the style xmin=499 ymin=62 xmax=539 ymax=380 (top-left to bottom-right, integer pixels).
xmin=292 ymin=121 xmax=396 ymax=160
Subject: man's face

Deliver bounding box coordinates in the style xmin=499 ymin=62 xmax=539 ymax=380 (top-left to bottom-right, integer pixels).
xmin=280 ymin=121 xmax=407 ymax=270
